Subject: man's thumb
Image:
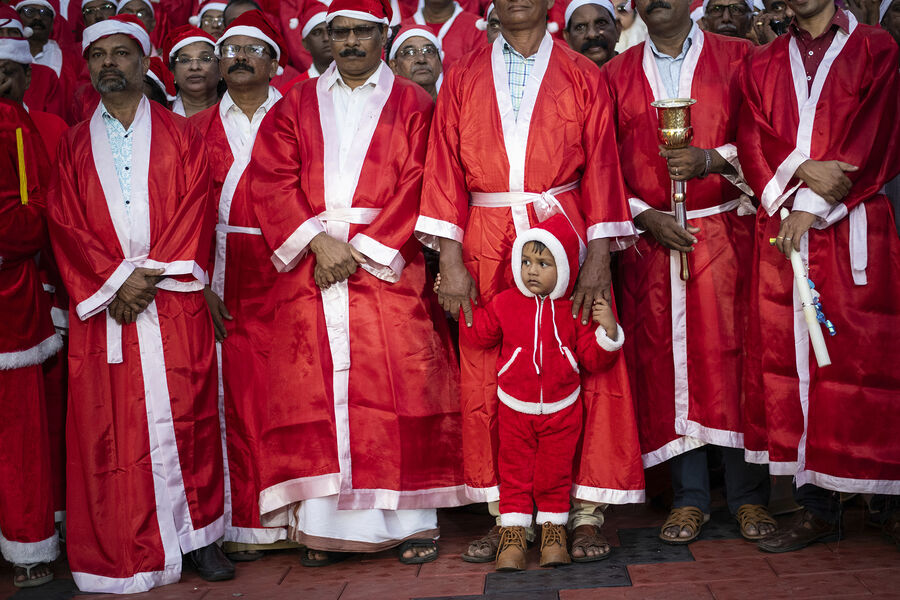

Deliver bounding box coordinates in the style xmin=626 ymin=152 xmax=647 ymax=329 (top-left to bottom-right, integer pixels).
xmin=350 ymin=247 xmax=367 ymax=264
xmin=837 ymin=161 xmax=859 ymax=172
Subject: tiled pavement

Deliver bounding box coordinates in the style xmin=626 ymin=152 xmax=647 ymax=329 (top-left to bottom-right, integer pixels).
xmin=3 ymin=504 xmax=899 ymax=600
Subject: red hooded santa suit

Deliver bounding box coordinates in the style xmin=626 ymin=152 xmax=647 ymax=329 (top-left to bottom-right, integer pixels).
xmin=0 ymin=98 xmax=61 ymax=572
xmin=46 ymin=18 xmax=224 ymax=593
xmin=190 ymin=9 xmax=288 ymax=548
xmin=601 ymin=26 xmax=756 ymax=467
xmin=416 ymin=32 xmax=645 ymax=508
xmin=241 ymin=0 xmax=466 ymax=551
xmin=737 ymin=9 xmax=900 ymax=492
xmin=462 ymin=215 xmax=625 ymax=526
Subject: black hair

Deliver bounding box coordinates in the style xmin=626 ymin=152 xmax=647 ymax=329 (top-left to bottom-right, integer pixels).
xmin=524 ymin=240 xmax=549 ymax=254
xmin=143 ymin=75 xmax=169 ymax=106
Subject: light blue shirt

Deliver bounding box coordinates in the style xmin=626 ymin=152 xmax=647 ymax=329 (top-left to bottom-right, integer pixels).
xmin=100 ymin=103 xmax=135 ymax=212
xmin=647 ymin=30 xmax=693 ymax=99
xmin=501 ymin=40 xmax=535 ymax=118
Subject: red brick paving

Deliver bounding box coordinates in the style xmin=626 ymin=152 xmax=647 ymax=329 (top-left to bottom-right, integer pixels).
xmin=1 ymin=505 xmax=899 ymax=599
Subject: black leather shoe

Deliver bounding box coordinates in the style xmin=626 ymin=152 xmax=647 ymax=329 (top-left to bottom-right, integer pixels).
xmin=187 ymin=543 xmax=236 ymax=581
xmin=757 ymin=509 xmax=839 ymax=553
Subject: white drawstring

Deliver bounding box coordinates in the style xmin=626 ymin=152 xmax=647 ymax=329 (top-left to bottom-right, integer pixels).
xmin=532 ymin=296 xmax=541 ymax=374
xmin=549 ymin=298 xmax=564 ymax=356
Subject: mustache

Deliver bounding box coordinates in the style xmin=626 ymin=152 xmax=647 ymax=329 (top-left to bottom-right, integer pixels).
xmin=580 ymin=37 xmax=610 ymax=52
xmin=646 ymin=0 xmax=671 ymax=11
xmin=99 ymin=68 xmax=126 ymax=79
xmin=339 ymin=48 xmax=367 ymax=57
xmin=228 ymin=63 xmax=254 ymax=73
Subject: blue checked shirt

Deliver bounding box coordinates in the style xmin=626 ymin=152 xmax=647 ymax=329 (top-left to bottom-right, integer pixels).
xmin=101 ymin=103 xmax=135 ymax=213
xmin=502 ymin=40 xmax=536 ymax=119
xmin=647 ymin=27 xmax=695 ymax=99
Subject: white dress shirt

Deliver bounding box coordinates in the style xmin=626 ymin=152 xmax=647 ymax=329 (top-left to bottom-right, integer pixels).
xmin=219 ymin=85 xmax=282 ymax=160
xmin=322 ymin=62 xmax=384 ymax=170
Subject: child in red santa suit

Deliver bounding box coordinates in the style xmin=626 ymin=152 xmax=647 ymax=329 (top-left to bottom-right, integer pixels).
xmin=436 ymin=214 xmax=624 ymax=571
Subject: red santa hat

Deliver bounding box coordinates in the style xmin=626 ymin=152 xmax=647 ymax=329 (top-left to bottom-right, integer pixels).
xmin=293 ymin=1 xmax=328 ymax=38
xmin=564 ymin=0 xmax=616 ymax=28
xmin=12 ymin=0 xmax=56 ymax=18
xmin=325 ymin=0 xmax=392 ymax=26
xmin=82 ymin=13 xmax=151 ymax=56
xmin=189 ymin=0 xmax=227 ymax=26
xmin=388 ymin=24 xmax=441 ymax=60
xmin=0 ymin=35 xmax=34 ymax=64
xmin=215 ymin=9 xmax=287 ymax=75
xmin=163 ymin=24 xmax=216 ymax=61
xmin=146 ymin=55 xmax=176 ymax=101
xmin=511 ymin=214 xmax=581 ymax=300
xmin=475 ymin=2 xmax=494 ymax=30
xmin=116 ymin=0 xmax=153 ymax=16
xmin=0 ymin=5 xmax=33 ymax=38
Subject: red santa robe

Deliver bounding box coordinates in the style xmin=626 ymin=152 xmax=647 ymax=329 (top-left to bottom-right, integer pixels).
xmin=32 ymin=39 xmax=80 ymax=124
xmin=416 ymin=34 xmax=645 ymax=505
xmin=48 ymin=97 xmax=224 ymax=593
xmin=0 ymin=98 xmax=61 ymax=567
xmin=402 ymin=2 xmax=485 ymax=68
xmin=189 ymin=86 xmax=288 ymax=546
xmin=23 ymin=62 xmax=71 ymax=123
xmin=601 ymin=28 xmax=756 ymax=467
xmin=737 ymin=12 xmax=900 ymax=492
xmin=243 ymin=64 xmax=466 ymax=547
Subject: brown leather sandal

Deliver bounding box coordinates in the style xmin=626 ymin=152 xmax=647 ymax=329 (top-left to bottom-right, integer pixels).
xmin=570 ymin=524 xmax=611 ymax=562
xmin=659 ymin=506 xmax=710 ymax=545
xmin=461 ymin=525 xmax=503 ymax=563
xmin=736 ymin=504 xmax=778 ymax=540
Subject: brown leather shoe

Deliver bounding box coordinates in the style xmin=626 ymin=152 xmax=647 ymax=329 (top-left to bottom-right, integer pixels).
xmin=757 ymin=508 xmax=839 ymax=553
xmin=495 ymin=526 xmax=527 ymax=571
xmin=539 ymin=522 xmax=570 ymax=567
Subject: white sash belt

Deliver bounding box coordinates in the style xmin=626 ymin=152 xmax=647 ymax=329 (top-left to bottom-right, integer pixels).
xmin=655 ymin=198 xmax=742 ymax=220
xmin=849 ymin=203 xmax=867 ymax=286
xmin=216 ymin=224 xmax=262 ymax=235
xmin=317 ymin=207 xmax=381 ymax=225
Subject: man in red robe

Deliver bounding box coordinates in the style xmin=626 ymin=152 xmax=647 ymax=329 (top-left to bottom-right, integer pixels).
xmin=737 ymin=0 xmax=900 ymax=552
xmin=243 ymin=0 xmax=465 ymax=565
xmin=0 ymin=95 xmax=61 ymax=590
xmin=416 ymin=0 xmax=644 ymax=563
xmin=191 ymin=9 xmax=291 ymax=561
xmin=602 ymin=0 xmax=775 ymax=545
xmin=401 ymin=0 xmax=485 ymax=68
xmin=47 ymin=16 xmax=234 ymax=592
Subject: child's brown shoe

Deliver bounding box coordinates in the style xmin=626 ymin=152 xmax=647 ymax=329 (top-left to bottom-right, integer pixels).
xmin=495 ymin=526 xmax=527 ymax=571
xmin=539 ymin=522 xmax=571 ymax=567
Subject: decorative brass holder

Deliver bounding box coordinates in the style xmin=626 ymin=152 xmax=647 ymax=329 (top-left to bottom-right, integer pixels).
xmin=651 ymin=98 xmax=697 ymax=281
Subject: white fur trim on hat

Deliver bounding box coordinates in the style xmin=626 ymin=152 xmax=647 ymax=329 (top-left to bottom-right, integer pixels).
xmin=190 ymin=1 xmax=226 ymax=25
xmin=564 ymin=0 xmax=616 ymax=27
xmin=302 ymin=11 xmax=327 ymax=37
xmin=289 ymin=17 xmax=299 ymax=29
xmin=216 ymin=24 xmax=281 ymax=62
xmin=325 ymin=9 xmax=389 ymax=25
xmin=0 ymin=38 xmax=34 ymax=64
xmin=388 ymin=27 xmax=440 ymax=60
xmin=82 ymin=18 xmax=152 ymax=54
xmin=475 ymin=2 xmax=494 ymax=29
xmin=0 ymin=15 xmax=32 ymax=38
xmin=13 ymin=0 xmax=56 ymax=18
xmin=511 ymin=228 xmax=571 ymax=300
xmin=146 ymin=68 xmax=176 ymax=101
xmin=168 ymin=35 xmax=214 ymax=60
xmin=116 ymin=0 xmax=153 ymax=16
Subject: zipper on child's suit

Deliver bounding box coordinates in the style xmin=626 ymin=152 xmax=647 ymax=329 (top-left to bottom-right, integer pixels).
xmin=538 ymin=297 xmax=544 ymax=415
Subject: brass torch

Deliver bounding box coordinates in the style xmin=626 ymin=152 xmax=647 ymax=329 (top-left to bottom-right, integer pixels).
xmin=651 ymin=98 xmax=697 ymax=281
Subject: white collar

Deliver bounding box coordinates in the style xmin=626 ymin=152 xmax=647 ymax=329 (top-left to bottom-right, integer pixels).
xmin=324 ymin=61 xmax=384 ymax=92
xmin=218 ymin=85 xmax=280 ymax=121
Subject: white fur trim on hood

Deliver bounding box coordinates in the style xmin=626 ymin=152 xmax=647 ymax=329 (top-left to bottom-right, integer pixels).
xmin=511 ymin=229 xmax=571 ymax=300
xmin=0 ymin=334 xmax=63 ymax=370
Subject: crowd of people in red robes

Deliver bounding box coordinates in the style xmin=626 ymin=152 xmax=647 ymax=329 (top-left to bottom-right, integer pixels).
xmin=0 ymin=0 xmax=898 ymax=592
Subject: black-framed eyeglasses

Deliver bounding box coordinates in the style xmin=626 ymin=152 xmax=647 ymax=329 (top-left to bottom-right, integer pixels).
xmin=119 ymin=8 xmax=152 ymax=19
xmin=328 ymin=24 xmax=378 ymax=41
xmin=82 ymin=2 xmax=116 ymax=16
xmin=201 ymin=15 xmax=224 ymax=25
xmin=174 ymin=54 xmax=217 ymax=65
xmin=615 ymin=2 xmax=630 ymax=12
xmin=706 ymin=3 xmax=750 ymax=15
xmin=18 ymin=6 xmax=53 ymax=18
xmin=397 ymin=44 xmax=438 ymax=58
xmin=219 ymin=43 xmax=269 ymax=58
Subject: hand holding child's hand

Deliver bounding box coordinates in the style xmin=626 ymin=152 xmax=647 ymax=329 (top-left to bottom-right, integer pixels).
xmin=433 ymin=273 xmax=441 ymax=294
xmin=592 ymin=297 xmax=618 ymax=341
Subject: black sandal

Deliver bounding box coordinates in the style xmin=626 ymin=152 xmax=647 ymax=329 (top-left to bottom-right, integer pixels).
xmin=398 ymin=538 xmax=438 ymax=564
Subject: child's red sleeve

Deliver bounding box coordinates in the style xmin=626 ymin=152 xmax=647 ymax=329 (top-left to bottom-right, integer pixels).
xmin=459 ymin=299 xmax=503 ymax=350
xmin=575 ymin=320 xmax=625 ymax=373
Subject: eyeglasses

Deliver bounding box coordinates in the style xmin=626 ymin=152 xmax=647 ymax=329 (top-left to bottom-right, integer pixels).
xmin=328 ymin=25 xmax=378 ymax=41
xmin=119 ymin=8 xmax=152 ymax=19
xmin=615 ymin=3 xmax=630 ymax=12
xmin=201 ymin=15 xmax=224 ymax=25
xmin=18 ymin=6 xmax=53 ymax=18
xmin=174 ymin=55 xmax=217 ymax=65
xmin=219 ymin=43 xmax=269 ymax=58
xmin=706 ymin=3 xmax=751 ymax=15
xmin=397 ymin=45 xmax=438 ymax=58
xmin=82 ymin=2 xmax=116 ymax=16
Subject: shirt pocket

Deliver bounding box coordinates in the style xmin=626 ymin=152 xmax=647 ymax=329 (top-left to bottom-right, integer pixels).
xmin=498 ymin=346 xmax=523 ymax=376
xmin=561 ymin=346 xmax=579 ymax=374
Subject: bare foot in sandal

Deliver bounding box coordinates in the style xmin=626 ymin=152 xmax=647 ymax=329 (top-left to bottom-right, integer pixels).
xmin=14 ymin=563 xmax=52 ymax=588
xmin=570 ymin=524 xmax=611 ymax=562
xmin=659 ymin=506 xmax=710 ymax=544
